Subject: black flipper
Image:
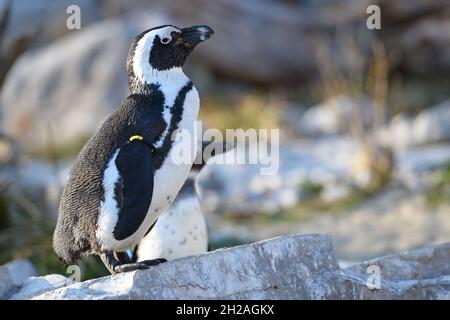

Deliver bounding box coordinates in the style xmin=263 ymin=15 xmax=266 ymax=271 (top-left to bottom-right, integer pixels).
xmin=112 ymin=141 xmax=154 ymax=241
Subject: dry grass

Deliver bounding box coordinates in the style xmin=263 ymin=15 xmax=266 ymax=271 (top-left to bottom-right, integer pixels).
xmin=311 ymin=32 xmax=400 ymax=191
xmin=311 ymin=32 xmax=402 ymax=141
xmin=200 ymin=92 xmax=283 ymax=133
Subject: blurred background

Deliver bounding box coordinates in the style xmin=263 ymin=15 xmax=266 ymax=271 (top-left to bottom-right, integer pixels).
xmin=0 ymin=0 xmax=449 ymax=280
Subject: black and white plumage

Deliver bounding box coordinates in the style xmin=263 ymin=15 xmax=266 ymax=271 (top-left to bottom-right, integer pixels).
xmin=53 ymin=25 xmax=214 ymax=273
xmin=135 ymin=170 xmax=207 ymax=262
xmin=134 ymin=141 xmax=232 ymax=262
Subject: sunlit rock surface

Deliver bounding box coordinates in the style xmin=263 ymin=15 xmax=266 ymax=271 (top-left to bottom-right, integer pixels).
xmin=5 ymin=234 xmax=446 ymax=300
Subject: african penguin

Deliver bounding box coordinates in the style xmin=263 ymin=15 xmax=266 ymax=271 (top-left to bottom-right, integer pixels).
xmin=134 ymin=141 xmax=232 ymax=262
xmin=53 ymin=25 xmax=214 ymax=274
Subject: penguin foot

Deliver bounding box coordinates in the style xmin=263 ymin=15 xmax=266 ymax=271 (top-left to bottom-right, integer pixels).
xmin=101 ymin=252 xmax=166 ymax=274
xmin=139 ymin=258 xmax=167 ymax=266
xmin=113 ymin=262 xmax=150 ymax=273
xmin=114 ymin=258 xmax=166 ymax=273
xmin=100 ymin=251 xmax=146 ymax=274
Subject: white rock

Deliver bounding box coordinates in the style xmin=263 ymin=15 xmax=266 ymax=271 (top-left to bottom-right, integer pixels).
xmin=0 ymin=11 xmax=169 ymax=154
xmin=377 ymin=100 xmax=450 ymax=150
xmin=0 ymin=266 xmax=14 ymax=299
xmin=414 ymin=100 xmax=450 ymax=145
xmin=34 ymin=234 xmax=340 ymax=299
xmin=29 ymin=234 xmax=450 ymax=300
xmin=10 ymin=274 xmax=75 ymax=300
xmin=3 ymin=260 xmax=37 ymax=286
xmin=320 ymin=184 xmax=352 ymax=203
xmin=198 ymin=136 xmax=358 ymax=215
xmin=299 ymin=95 xmax=372 ymax=137
xmin=396 ymin=144 xmax=450 ymax=190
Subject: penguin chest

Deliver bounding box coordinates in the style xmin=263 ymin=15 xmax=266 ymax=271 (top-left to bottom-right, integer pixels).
xmin=137 ymin=196 xmax=208 ymax=261
xmin=143 ymin=89 xmax=200 ymax=235
xmin=97 ymin=87 xmax=200 ymax=251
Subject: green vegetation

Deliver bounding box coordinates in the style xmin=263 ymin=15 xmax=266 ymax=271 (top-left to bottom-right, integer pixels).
xmin=298 ymin=180 xmax=323 ymax=199
xmin=28 ymin=134 xmax=90 ymax=162
xmin=0 ymin=185 xmax=107 ymax=281
xmin=208 ymin=235 xmax=250 ymax=251
xmin=221 ymin=188 xmax=368 ymax=227
xmin=200 ymin=93 xmax=281 ymax=133
xmin=425 ymin=163 xmax=450 ymax=207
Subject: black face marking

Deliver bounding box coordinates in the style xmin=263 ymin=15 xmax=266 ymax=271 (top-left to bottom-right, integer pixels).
xmin=127 ymin=25 xmax=177 ymax=90
xmin=149 ymin=35 xmax=193 ymax=71
xmin=127 ymin=24 xmax=212 ymax=92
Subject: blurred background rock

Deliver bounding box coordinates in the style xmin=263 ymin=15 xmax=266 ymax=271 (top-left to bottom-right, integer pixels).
xmin=0 ymin=0 xmax=449 ymax=279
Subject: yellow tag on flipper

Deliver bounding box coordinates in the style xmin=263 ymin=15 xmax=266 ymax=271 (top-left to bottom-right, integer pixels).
xmin=129 ymin=135 xmax=143 ymax=142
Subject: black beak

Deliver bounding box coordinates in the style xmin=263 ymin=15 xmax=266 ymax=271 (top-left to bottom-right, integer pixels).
xmin=181 ymin=25 xmax=214 ymax=45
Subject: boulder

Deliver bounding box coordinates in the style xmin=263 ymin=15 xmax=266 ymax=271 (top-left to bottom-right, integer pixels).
xmin=348 ymin=242 xmax=450 ymax=282
xmin=298 ymin=95 xmax=373 ymax=137
xmin=396 ymin=143 xmax=450 ymax=190
xmin=3 ymin=259 xmax=37 ymax=286
xmin=381 ymin=1 xmax=450 ymax=75
xmin=4 ymin=0 xmax=107 ymax=48
xmin=33 ymin=234 xmax=337 ymax=299
xmin=377 ymin=100 xmax=450 ymax=150
xmin=10 ymin=274 xmax=75 ymax=300
xmin=198 ymin=136 xmax=358 ymax=215
xmin=0 ymin=11 xmax=169 ymax=155
xmin=27 ymin=234 xmax=450 ymax=300
xmin=162 ymin=0 xmax=374 ymax=85
xmin=198 ymin=134 xmax=450 ymax=216
xmin=0 ymin=266 xmax=14 ymax=299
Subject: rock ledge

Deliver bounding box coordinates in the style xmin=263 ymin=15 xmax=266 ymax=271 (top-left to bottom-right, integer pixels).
xmin=3 ymin=234 xmax=450 ymax=300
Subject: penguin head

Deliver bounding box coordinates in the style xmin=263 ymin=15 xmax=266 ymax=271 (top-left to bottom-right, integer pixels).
xmin=127 ymin=25 xmax=214 ymax=88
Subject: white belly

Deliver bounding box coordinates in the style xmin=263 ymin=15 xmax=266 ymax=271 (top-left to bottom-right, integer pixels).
xmin=97 ymin=88 xmax=199 ymax=251
xmin=136 ymin=196 xmax=208 ymax=261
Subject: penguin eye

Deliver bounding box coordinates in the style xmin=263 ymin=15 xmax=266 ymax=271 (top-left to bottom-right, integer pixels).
xmin=161 ymin=37 xmax=171 ymax=44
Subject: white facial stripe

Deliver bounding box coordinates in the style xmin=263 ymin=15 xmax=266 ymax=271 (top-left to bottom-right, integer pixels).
xmin=158 ymin=27 xmax=178 ymax=43
xmin=132 ymin=26 xmax=180 ymax=82
xmin=132 ymin=26 xmax=193 ymax=149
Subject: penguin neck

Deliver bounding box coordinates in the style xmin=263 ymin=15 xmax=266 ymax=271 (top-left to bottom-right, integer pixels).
xmin=129 ymin=67 xmax=191 ymax=98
